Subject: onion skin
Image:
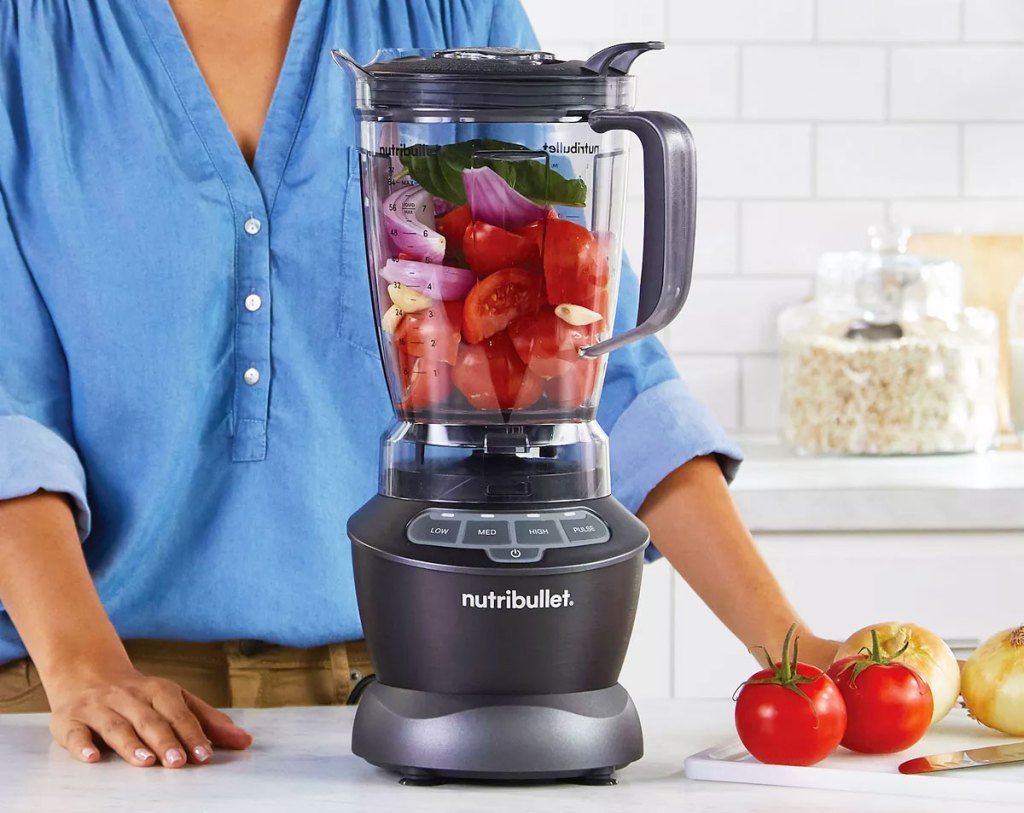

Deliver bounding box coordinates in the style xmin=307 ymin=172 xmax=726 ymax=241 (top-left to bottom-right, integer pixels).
xmin=962 ymin=625 xmax=1024 ymax=736
xmin=834 ymin=622 xmax=960 ymax=725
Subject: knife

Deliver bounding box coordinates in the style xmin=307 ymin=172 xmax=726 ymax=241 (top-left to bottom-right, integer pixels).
xmin=899 ymin=742 xmax=1024 ymax=774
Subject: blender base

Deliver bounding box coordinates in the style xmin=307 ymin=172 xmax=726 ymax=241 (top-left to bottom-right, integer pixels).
xmin=351 ymin=681 xmax=643 ymax=784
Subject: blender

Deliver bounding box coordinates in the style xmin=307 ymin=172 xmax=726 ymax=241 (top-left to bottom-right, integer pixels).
xmin=333 ymin=41 xmax=696 ymax=784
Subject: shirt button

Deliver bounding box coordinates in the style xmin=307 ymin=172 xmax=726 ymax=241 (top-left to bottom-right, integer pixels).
xmin=244 ymin=217 xmax=262 ymax=236
xmin=244 ymin=294 xmax=263 ymax=312
xmin=243 ymin=367 xmax=261 ymax=386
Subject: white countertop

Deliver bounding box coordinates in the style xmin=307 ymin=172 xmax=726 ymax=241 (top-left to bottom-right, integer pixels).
xmin=730 ymin=435 xmax=1024 ymax=533
xmin=0 ymin=699 xmax=1014 ymax=813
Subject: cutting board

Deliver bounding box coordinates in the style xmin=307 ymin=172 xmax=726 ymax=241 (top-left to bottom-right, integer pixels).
xmin=684 ymin=709 xmax=1024 ymax=803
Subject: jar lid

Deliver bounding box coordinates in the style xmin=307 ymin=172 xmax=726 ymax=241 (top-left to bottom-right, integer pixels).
xmin=815 ymin=250 xmax=964 ymax=325
xmin=333 ymin=42 xmax=663 ymax=118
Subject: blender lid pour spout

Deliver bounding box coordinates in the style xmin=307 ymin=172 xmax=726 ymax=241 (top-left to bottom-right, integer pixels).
xmin=582 ymin=41 xmax=663 ymax=75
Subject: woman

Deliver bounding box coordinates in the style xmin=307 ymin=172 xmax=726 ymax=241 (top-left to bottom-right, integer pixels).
xmin=0 ymin=0 xmax=838 ymax=769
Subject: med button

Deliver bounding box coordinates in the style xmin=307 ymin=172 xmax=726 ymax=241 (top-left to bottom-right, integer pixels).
xmin=559 ymin=516 xmax=609 ymax=545
xmin=407 ymin=515 xmax=461 ymax=546
xmin=513 ymin=520 xmax=560 ymax=546
xmin=464 ymin=521 xmax=511 ymax=547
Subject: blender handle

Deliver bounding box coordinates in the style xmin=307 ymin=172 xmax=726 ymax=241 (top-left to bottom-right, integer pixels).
xmin=580 ymin=110 xmax=696 ymax=358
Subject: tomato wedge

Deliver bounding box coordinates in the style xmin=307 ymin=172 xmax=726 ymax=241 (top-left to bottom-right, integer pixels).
xmin=545 ymin=357 xmax=600 ymax=408
xmin=462 ymin=268 xmax=543 ymax=345
xmin=507 ymin=309 xmax=596 ymax=379
xmin=518 ymin=218 xmax=609 ymax=310
xmin=463 ymin=221 xmax=539 ymax=277
xmin=397 ymin=353 xmax=453 ymax=411
xmin=393 ymin=300 xmax=463 ymax=366
xmin=452 ymin=332 xmax=543 ymax=411
xmin=436 ymin=204 xmax=472 ymax=264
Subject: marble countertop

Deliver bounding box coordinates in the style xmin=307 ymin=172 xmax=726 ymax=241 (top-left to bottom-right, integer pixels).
xmin=0 ymin=699 xmax=1013 ymax=813
xmin=730 ymin=435 xmax=1024 ymax=533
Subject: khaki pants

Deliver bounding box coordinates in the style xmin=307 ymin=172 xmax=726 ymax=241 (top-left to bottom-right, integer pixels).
xmin=0 ymin=639 xmax=375 ymax=714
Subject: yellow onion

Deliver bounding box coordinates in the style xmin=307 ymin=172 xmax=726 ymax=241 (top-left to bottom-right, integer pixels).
xmin=834 ymin=622 xmax=960 ymax=724
xmin=962 ymin=625 xmax=1024 ymax=736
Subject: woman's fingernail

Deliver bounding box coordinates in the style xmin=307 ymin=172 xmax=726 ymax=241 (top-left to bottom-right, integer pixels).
xmin=165 ymin=748 xmax=185 ymax=766
xmin=81 ymin=747 xmax=99 ymax=761
xmin=134 ymin=748 xmax=155 ymax=762
xmin=193 ymin=744 xmax=212 ymax=762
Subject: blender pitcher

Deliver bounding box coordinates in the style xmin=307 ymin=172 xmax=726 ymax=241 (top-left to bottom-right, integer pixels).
xmin=334 ymin=42 xmax=695 ymax=427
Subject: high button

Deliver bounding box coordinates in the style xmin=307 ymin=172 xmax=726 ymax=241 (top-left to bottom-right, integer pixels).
xmin=244 ymin=217 xmax=262 ymax=236
xmin=244 ymin=293 xmax=262 ymax=312
xmin=243 ymin=367 xmax=261 ymax=386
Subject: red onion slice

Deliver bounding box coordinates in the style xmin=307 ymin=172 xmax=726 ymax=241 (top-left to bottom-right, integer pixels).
xmin=382 ymin=185 xmax=446 ymax=263
xmin=380 ymin=258 xmax=476 ymax=301
xmin=463 ymin=166 xmax=548 ymax=230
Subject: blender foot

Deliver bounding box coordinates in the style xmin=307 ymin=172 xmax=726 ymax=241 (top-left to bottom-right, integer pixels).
xmin=398 ymin=768 xmax=445 ymax=787
xmin=574 ymin=768 xmax=617 ymax=786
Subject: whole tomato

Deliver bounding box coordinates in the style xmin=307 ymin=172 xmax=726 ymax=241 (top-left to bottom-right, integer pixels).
xmin=734 ymin=626 xmax=847 ymax=767
xmin=826 ymin=630 xmax=933 ymax=754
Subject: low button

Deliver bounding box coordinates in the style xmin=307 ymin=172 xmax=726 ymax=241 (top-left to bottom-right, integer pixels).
xmin=464 ymin=521 xmax=511 ymax=547
xmin=486 ymin=547 xmax=544 ymax=564
xmin=408 ymin=515 xmax=461 ymax=546
xmin=244 ymin=217 xmax=262 ymax=236
xmin=559 ymin=516 xmax=609 ymax=545
xmin=244 ymin=293 xmax=262 ymax=312
xmin=243 ymin=367 xmax=260 ymax=386
xmin=513 ymin=520 xmax=560 ymax=546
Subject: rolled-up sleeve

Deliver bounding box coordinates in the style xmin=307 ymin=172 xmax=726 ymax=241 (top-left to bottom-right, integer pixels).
xmin=599 ymin=259 xmax=743 ymax=516
xmin=0 ymin=192 xmax=90 ymax=538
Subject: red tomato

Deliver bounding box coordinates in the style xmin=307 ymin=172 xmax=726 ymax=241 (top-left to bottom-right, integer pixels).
xmin=507 ymin=309 xmax=596 ymax=379
xmin=436 ymin=205 xmax=472 ymax=264
xmin=826 ymin=657 xmax=933 ymax=754
xmin=545 ymin=357 xmax=600 ymax=409
xmin=463 ymin=221 xmax=540 ymax=277
xmin=735 ymin=662 xmax=847 ymax=767
xmin=518 ymin=218 xmax=609 ymax=310
xmin=394 ymin=300 xmax=463 ymax=366
xmin=397 ymin=353 xmax=453 ymax=411
xmin=452 ymin=332 xmax=543 ymax=411
xmin=462 ymin=268 xmax=543 ymax=345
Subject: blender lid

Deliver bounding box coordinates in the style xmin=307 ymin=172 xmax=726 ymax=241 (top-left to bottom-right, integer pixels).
xmin=335 ymin=41 xmax=663 ymax=115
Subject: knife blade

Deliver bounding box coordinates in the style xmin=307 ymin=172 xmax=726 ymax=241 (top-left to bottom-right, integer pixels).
xmin=899 ymin=742 xmax=1024 ymax=775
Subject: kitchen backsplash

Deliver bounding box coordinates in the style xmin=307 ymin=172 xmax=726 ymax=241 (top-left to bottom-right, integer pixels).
xmin=521 ymin=0 xmax=1024 ymax=432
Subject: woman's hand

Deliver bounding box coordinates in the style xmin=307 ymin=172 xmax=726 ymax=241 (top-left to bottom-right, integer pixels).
xmin=47 ymin=664 xmax=253 ymax=767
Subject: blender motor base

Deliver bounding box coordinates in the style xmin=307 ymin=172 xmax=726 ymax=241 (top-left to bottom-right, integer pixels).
xmin=352 ymin=682 xmax=643 ymax=784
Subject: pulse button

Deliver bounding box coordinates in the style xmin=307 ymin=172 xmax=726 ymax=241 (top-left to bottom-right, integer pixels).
xmin=559 ymin=517 xmax=609 ymax=544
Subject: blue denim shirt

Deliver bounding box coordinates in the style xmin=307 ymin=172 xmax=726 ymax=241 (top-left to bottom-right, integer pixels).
xmin=0 ymin=0 xmax=741 ymax=665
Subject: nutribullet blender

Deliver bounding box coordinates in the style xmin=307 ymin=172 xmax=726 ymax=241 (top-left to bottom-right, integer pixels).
xmin=333 ymin=41 xmax=695 ymax=784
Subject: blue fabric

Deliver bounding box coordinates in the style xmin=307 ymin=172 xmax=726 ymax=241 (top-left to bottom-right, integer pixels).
xmin=0 ymin=0 xmax=741 ymax=664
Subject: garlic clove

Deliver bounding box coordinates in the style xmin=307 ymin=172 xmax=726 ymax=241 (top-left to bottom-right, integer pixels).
xmin=554 ymin=303 xmax=603 ymax=326
xmin=387 ymin=282 xmax=432 ymax=313
xmin=382 ymin=304 xmax=404 ymax=334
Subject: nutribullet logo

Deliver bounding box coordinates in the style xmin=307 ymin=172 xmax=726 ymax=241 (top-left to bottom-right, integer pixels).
xmin=461 ymin=588 xmax=574 ymax=610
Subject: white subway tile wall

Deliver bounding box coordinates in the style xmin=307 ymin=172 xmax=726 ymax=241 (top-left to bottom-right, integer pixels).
xmin=520 ymin=0 xmax=1024 ymax=433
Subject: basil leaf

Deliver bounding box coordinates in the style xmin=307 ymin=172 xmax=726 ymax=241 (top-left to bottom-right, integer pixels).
xmin=399 ymin=139 xmax=587 ymax=207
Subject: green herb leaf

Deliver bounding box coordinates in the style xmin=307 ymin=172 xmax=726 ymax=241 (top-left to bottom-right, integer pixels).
xmin=398 ymin=139 xmax=588 ymax=207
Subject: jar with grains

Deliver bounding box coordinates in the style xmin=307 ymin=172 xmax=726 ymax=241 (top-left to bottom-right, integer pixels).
xmin=778 ymin=249 xmax=999 ymax=456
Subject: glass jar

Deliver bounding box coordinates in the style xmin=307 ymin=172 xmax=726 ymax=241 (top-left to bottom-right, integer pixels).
xmin=778 ymin=248 xmax=999 ymax=456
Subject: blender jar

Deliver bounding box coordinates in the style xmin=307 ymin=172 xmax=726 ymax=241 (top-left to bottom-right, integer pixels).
xmin=334 ymin=43 xmax=695 ymax=427
xmin=779 ymin=248 xmax=999 ymax=456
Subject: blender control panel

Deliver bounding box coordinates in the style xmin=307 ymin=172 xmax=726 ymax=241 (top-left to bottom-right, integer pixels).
xmin=406 ymin=508 xmax=610 ymax=563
